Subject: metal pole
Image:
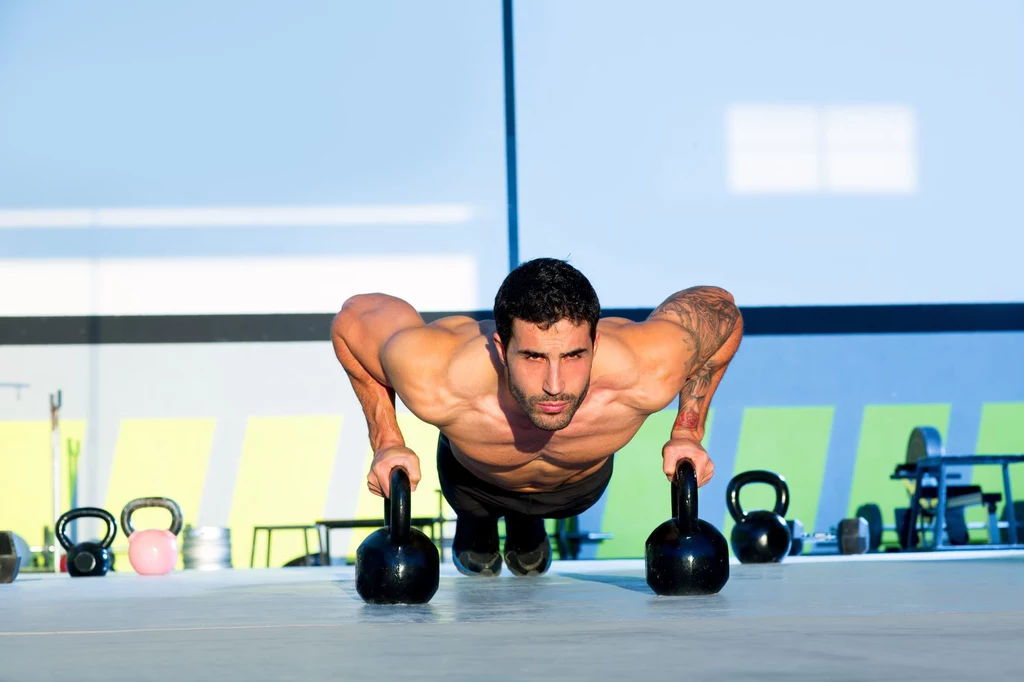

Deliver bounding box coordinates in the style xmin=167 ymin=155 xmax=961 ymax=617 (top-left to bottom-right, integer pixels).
xmin=934 ymin=462 xmax=948 ymax=549
xmin=502 ymin=0 xmax=520 ymax=271
xmin=50 ymin=390 xmax=62 ymax=574
xmin=0 ymin=382 xmax=30 ymax=399
xmin=1003 ymin=462 xmax=1018 ymax=544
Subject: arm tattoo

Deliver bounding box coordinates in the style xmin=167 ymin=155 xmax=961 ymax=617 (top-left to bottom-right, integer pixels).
xmin=672 ymin=364 xmax=714 ymax=432
xmin=651 ymin=286 xmax=740 ymax=367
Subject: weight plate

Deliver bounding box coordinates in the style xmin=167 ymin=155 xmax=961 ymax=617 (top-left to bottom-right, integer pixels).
xmin=906 ymin=426 xmax=944 ymax=465
xmin=855 ymin=503 xmax=883 ymax=552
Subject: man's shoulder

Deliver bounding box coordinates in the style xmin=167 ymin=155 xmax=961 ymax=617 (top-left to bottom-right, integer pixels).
xmin=381 ymin=316 xmax=496 ymax=379
xmin=380 ymin=316 xmax=498 ymax=422
xmin=385 ymin=316 xmax=493 ymax=352
xmin=592 ymin=315 xmax=694 ymax=411
xmin=426 ymin=315 xmax=496 ymax=337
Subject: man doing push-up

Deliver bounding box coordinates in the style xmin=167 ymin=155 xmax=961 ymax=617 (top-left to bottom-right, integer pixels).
xmin=331 ymin=258 xmax=742 ymax=577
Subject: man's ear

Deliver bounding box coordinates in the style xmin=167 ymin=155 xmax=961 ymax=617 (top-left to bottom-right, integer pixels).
xmin=593 ymin=329 xmax=601 ymax=354
xmin=493 ymin=332 xmax=507 ymax=365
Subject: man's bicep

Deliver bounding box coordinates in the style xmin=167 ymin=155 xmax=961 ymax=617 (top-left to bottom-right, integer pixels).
xmin=379 ymin=327 xmax=452 ymax=392
xmin=333 ymin=293 xmax=425 ymax=386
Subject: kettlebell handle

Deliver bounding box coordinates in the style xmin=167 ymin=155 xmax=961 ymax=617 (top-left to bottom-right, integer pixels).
xmin=121 ymin=497 xmax=184 ymax=537
xmin=671 ymin=459 xmax=700 ymax=536
xmin=725 ymin=470 xmax=789 ymax=522
xmin=387 ymin=468 xmax=412 ymax=545
xmin=55 ymin=507 xmax=117 ymax=550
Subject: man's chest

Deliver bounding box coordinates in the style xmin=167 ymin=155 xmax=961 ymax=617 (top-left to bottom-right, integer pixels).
xmin=444 ymin=401 xmax=647 ymax=467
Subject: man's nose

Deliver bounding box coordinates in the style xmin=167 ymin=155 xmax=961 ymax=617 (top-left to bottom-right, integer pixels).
xmin=543 ymin=363 xmax=564 ymax=396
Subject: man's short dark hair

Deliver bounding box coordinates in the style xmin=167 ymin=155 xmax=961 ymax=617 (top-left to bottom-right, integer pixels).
xmin=493 ymin=258 xmax=601 ymax=349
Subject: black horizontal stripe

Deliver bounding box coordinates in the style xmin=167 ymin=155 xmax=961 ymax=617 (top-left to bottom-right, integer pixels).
xmin=0 ymin=303 xmax=1020 ymax=345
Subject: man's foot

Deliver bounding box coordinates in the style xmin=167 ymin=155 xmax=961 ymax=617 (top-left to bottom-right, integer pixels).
xmin=503 ymin=516 xmax=552 ymax=577
xmin=452 ymin=516 xmax=502 ymax=577
xmin=453 ymin=548 xmax=503 ymax=577
xmin=503 ymin=533 xmax=552 ymax=577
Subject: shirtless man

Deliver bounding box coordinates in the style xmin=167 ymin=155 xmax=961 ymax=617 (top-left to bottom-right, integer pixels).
xmin=331 ymin=258 xmax=743 ymax=577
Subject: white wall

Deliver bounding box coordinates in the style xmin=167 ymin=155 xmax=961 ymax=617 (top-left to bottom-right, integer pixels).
xmin=0 ymin=0 xmax=510 ymax=313
xmin=513 ymin=0 xmax=1024 ymax=307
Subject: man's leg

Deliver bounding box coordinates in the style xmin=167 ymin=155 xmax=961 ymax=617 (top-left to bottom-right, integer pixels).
xmin=503 ymin=512 xmax=552 ymax=577
xmin=502 ymin=455 xmax=616 ymax=577
xmin=452 ymin=515 xmax=502 ymax=577
xmin=436 ymin=434 xmax=503 ymax=577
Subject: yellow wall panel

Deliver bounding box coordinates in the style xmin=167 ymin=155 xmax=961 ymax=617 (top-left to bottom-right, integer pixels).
xmin=846 ymin=404 xmax=951 ymax=529
xmin=726 ymin=407 xmax=834 ymax=542
xmin=104 ymin=418 xmax=216 ymax=566
xmin=0 ymin=420 xmax=88 ymax=548
xmin=229 ymin=415 xmax=341 ymax=569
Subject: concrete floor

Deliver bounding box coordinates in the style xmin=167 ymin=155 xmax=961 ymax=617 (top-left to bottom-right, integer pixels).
xmin=3 ymin=552 xmax=1024 ymax=681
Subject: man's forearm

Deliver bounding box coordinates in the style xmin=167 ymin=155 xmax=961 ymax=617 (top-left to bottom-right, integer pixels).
xmin=650 ymin=286 xmax=744 ymax=443
xmin=331 ymin=307 xmax=406 ymax=452
xmin=350 ymin=376 xmax=406 ymax=452
xmin=671 ymin=362 xmax=729 ymax=443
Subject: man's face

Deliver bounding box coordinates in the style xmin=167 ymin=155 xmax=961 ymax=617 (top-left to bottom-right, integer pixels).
xmin=495 ymin=318 xmax=599 ymax=431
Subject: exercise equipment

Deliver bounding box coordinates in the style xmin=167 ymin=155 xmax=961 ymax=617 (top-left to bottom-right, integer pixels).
xmin=49 ymin=390 xmax=62 ymax=574
xmin=787 ymin=516 xmax=870 ymax=555
xmin=787 ymin=519 xmax=805 ymax=555
xmin=56 ymin=507 xmax=117 ymax=577
xmin=645 ymin=459 xmax=729 ymax=596
xmin=11 ymin=533 xmax=31 ymax=571
xmin=907 ymin=426 xmax=944 ymax=464
xmin=892 ymin=425 xmax=1018 ymax=551
xmin=855 ymin=503 xmax=883 ymax=551
xmin=0 ymin=381 xmax=29 ymax=399
xmin=121 ymin=497 xmax=184 ymax=575
xmin=0 ymin=531 xmax=20 ymax=584
xmin=838 ymin=518 xmax=869 ymax=554
xmin=182 ymin=526 xmax=232 ymax=571
xmin=726 ymin=470 xmax=792 ymax=563
xmin=284 ymin=553 xmax=324 ymax=567
xmin=355 ymin=468 xmax=440 ymax=604
xmin=66 ymin=438 xmax=81 ymax=543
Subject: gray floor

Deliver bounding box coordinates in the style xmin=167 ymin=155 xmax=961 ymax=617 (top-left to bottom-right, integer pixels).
xmin=3 ymin=551 xmax=1024 ymax=681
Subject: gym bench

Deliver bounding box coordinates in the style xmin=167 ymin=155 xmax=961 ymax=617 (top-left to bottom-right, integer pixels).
xmin=315 ymin=517 xmax=445 ymax=566
xmin=891 ymin=454 xmax=1024 ymax=550
xmin=250 ymin=524 xmax=321 ymax=568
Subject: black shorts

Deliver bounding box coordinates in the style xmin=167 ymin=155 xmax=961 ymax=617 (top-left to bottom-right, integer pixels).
xmin=436 ymin=432 xmax=613 ymax=520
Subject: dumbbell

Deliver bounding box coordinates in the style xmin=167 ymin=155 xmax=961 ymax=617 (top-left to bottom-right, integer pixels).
xmin=0 ymin=531 xmax=20 ymax=584
xmin=787 ymin=517 xmax=869 ymax=556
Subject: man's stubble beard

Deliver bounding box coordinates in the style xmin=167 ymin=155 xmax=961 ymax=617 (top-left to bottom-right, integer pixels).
xmin=505 ymin=366 xmax=590 ymax=432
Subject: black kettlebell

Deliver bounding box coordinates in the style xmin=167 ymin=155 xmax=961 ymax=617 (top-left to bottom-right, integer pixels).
xmin=56 ymin=507 xmax=117 ymax=577
xmin=355 ymin=467 xmax=440 ymax=605
xmin=645 ymin=459 xmax=730 ymax=596
xmin=726 ymin=470 xmax=792 ymax=563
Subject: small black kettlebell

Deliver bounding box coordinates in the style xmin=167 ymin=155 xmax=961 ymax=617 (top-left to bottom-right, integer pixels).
xmin=56 ymin=507 xmax=117 ymax=577
xmin=645 ymin=459 xmax=730 ymax=596
xmin=355 ymin=467 xmax=440 ymax=605
xmin=726 ymin=470 xmax=792 ymax=563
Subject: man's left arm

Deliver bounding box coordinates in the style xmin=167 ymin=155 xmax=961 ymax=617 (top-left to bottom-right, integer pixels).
xmin=647 ymin=286 xmax=744 ymax=486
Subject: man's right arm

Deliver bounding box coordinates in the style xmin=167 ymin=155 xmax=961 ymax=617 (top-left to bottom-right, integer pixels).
xmin=331 ymin=293 xmax=425 ymax=495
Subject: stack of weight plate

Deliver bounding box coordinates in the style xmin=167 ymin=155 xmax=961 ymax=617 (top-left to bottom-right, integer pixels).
xmin=182 ymin=526 xmax=232 ymax=571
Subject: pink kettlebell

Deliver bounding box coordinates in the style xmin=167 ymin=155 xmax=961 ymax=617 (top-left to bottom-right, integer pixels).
xmin=121 ymin=497 xmax=183 ymax=575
